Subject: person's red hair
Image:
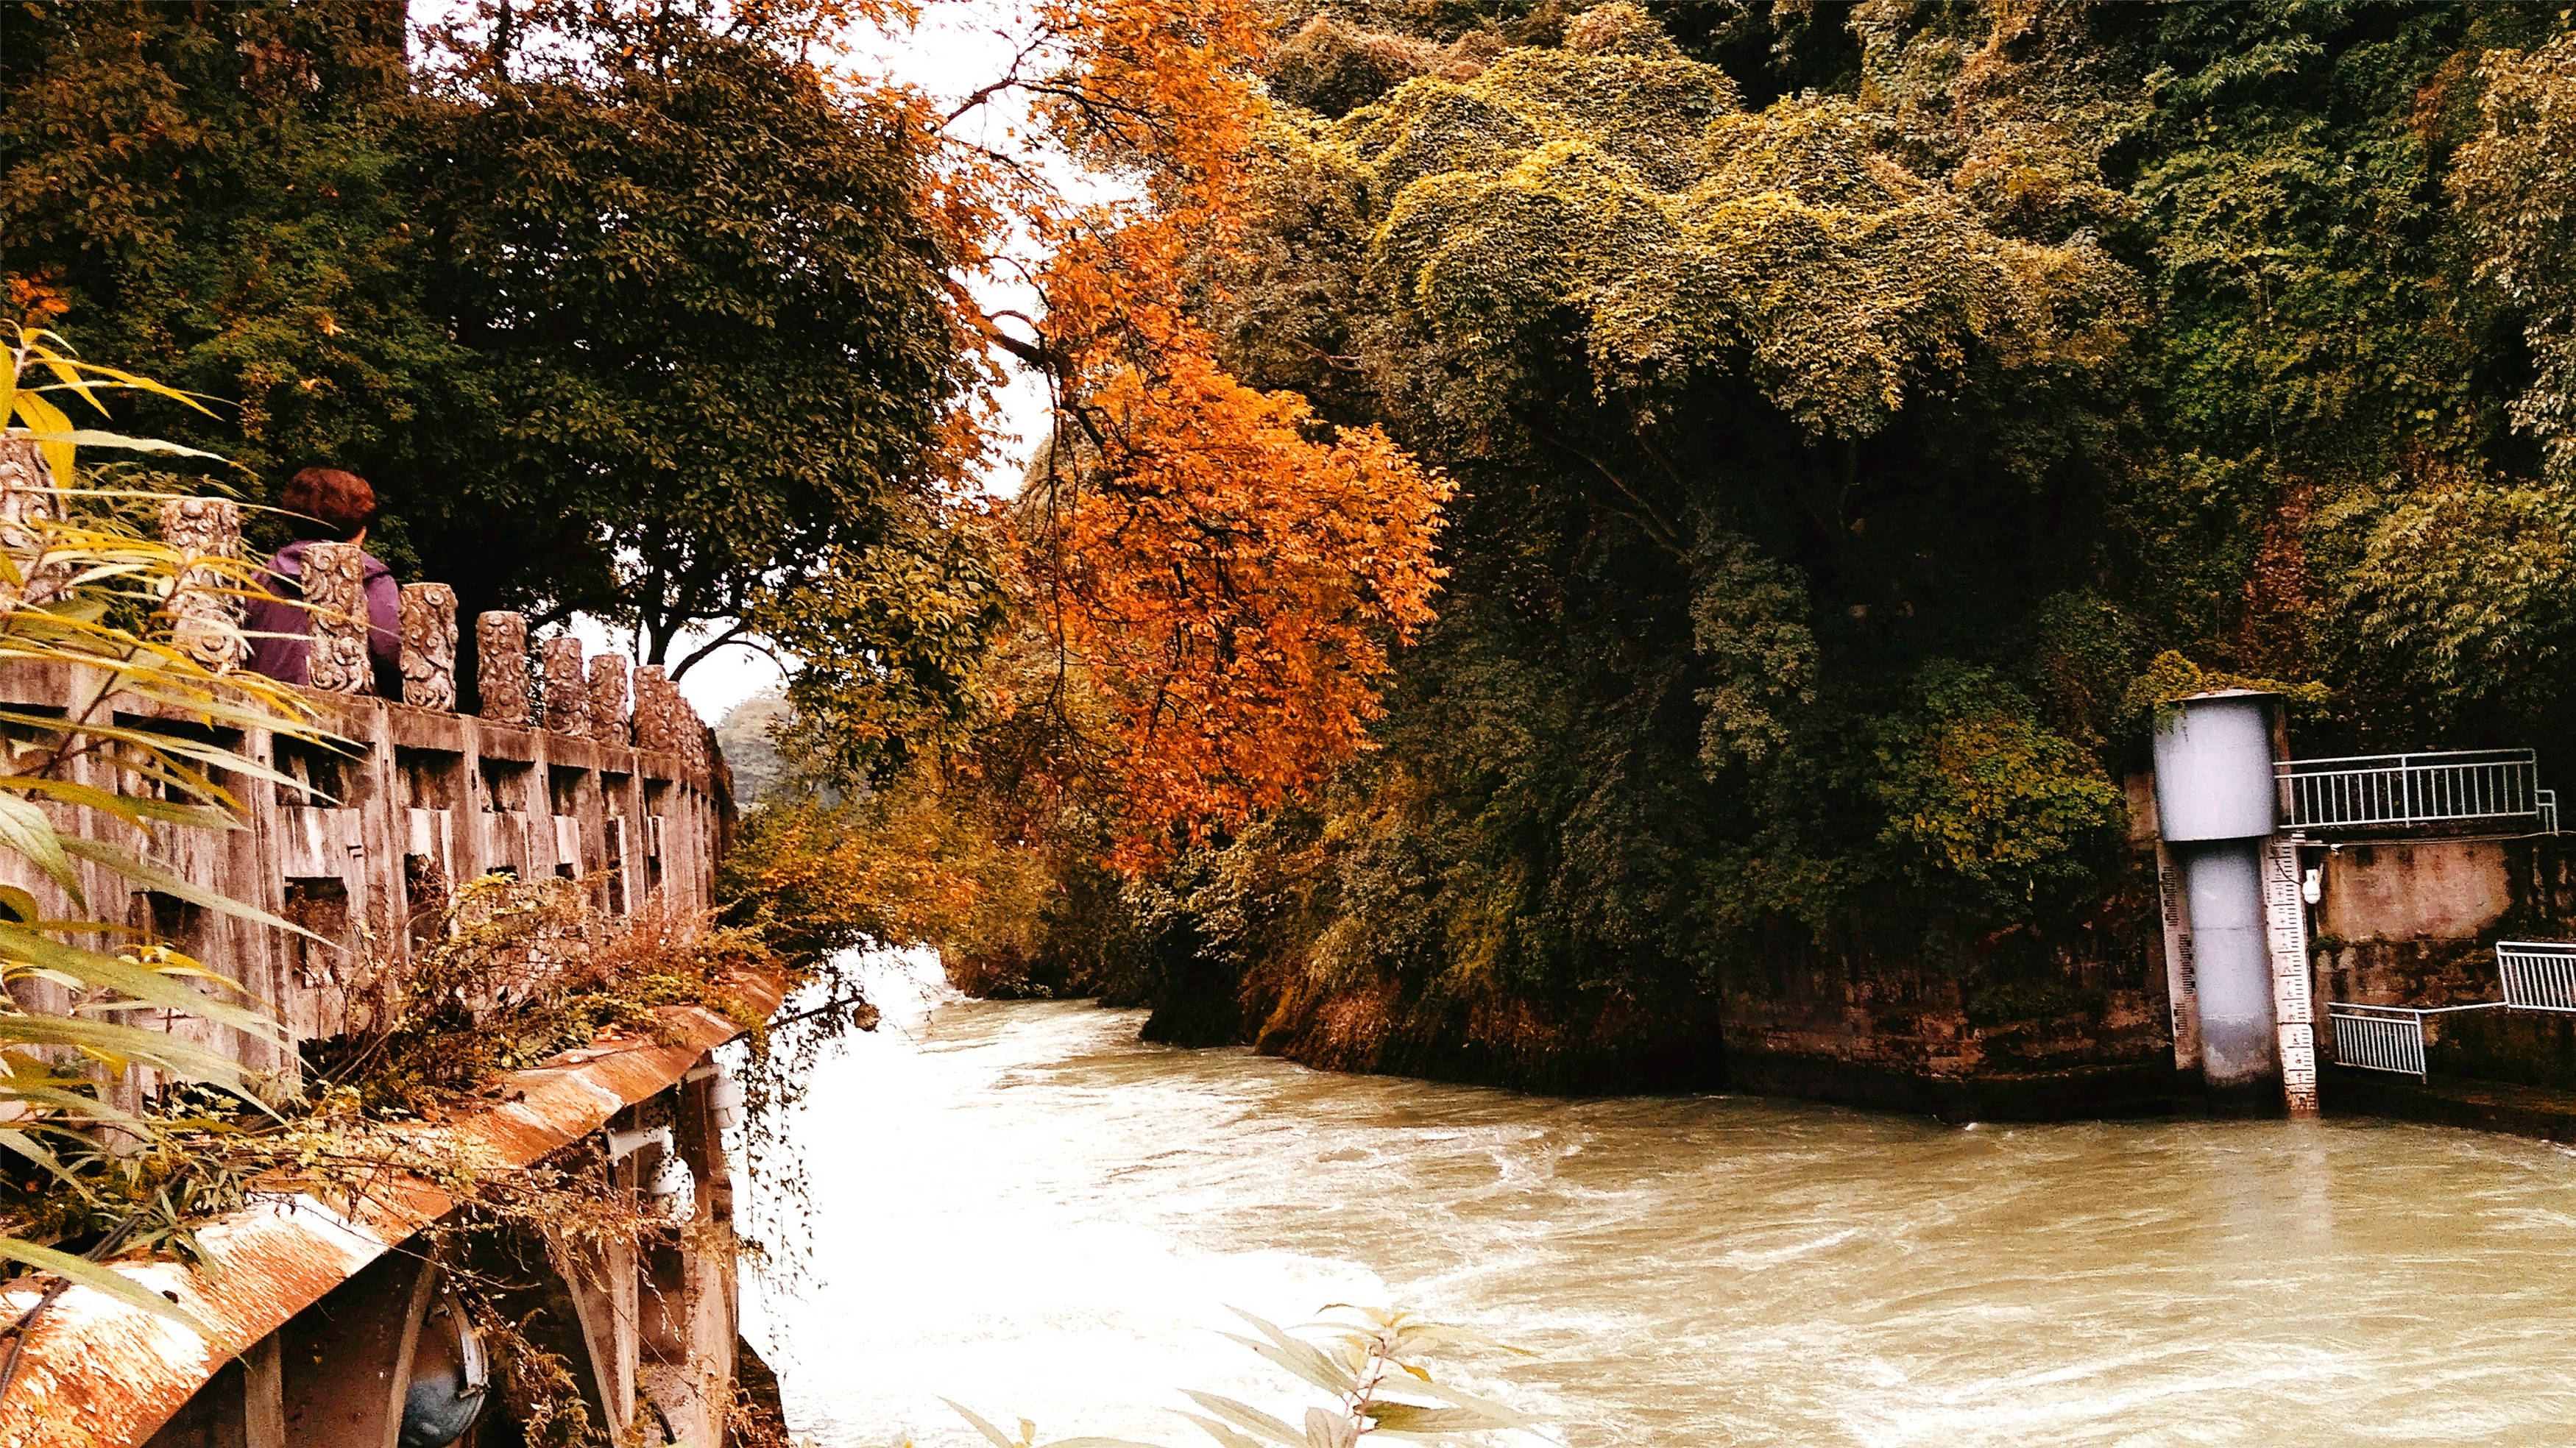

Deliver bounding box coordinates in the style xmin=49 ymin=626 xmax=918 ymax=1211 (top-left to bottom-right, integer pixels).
xmin=281 ymin=468 xmax=378 ymax=542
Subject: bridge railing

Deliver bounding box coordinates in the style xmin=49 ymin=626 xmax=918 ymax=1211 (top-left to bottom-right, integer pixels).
xmin=2276 ymin=749 xmax=2555 ymax=833
xmin=0 ymin=491 xmax=727 ymax=1103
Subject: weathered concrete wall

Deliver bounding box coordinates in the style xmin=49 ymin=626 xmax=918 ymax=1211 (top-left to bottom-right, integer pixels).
xmin=1710 ymin=784 xmax=2576 ymax=1119
xmin=2309 ymin=834 xmax=2576 ymax=1093
xmin=2315 ymin=840 xmax=2516 ymax=943
xmin=1721 ymin=784 xmax=2576 ymax=1123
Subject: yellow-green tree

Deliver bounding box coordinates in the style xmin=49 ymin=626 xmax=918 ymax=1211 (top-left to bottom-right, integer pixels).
xmin=0 ymin=323 xmax=330 ymax=1327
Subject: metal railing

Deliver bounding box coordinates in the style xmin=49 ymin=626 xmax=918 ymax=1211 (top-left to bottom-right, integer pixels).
xmin=2326 ymin=943 xmax=2576 ymax=1082
xmin=2276 ymin=750 xmax=2555 ymax=832
xmin=2497 ymin=941 xmax=2576 ymax=1013
xmin=2324 ymin=1002 xmax=2506 ymax=1077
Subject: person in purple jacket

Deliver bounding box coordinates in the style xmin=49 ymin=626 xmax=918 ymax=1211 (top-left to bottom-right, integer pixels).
xmin=244 ymin=467 xmax=401 ymax=695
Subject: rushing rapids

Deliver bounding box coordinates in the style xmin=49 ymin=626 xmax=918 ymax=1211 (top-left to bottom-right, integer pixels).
xmin=742 ymin=958 xmax=2576 ymax=1447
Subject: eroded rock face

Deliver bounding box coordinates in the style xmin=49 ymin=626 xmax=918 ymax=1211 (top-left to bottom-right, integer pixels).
xmin=400 ymin=583 xmax=459 ymax=710
xmin=587 ymin=652 xmax=631 ymax=745
xmin=160 ymin=497 xmax=245 ymax=673
xmin=477 ymin=612 xmax=530 ymax=724
xmin=302 ymin=542 xmax=372 ymax=694
xmin=541 ymin=635 xmax=588 ymax=737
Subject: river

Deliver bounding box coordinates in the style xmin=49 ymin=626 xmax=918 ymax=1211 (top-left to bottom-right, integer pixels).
xmin=740 ymin=957 xmax=2576 ymax=1447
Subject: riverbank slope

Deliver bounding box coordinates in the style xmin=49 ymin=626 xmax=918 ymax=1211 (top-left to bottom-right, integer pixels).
xmin=950 ymin=821 xmax=2576 ymax=1132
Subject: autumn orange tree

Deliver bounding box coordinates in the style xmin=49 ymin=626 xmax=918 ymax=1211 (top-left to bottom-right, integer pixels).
xmin=1016 ymin=359 xmax=1447 ymax=865
xmin=403 ymin=0 xmax=1449 ymax=868
xmin=889 ymin=0 xmax=1454 ymax=865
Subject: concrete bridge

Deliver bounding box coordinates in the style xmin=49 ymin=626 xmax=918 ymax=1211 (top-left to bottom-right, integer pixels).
xmin=0 ymin=499 xmax=765 ymax=1448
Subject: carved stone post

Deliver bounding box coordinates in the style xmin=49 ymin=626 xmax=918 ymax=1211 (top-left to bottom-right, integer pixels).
xmin=682 ymin=708 xmax=709 ymax=776
xmin=159 ymin=498 xmax=244 ymax=673
xmin=632 ymin=666 xmax=679 ymax=753
xmin=643 ymin=673 xmax=707 ymax=773
xmin=477 ymin=611 xmax=530 ymax=724
xmin=398 ymin=583 xmax=458 ymax=711
xmin=541 ymin=636 xmax=588 ymax=737
xmin=587 ymin=653 xmax=631 ymax=745
xmin=0 ymin=433 xmax=67 ymax=609
xmin=302 ymin=542 xmax=372 ymax=694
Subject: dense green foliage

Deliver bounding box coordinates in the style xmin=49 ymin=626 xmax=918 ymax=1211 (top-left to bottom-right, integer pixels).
xmin=963 ymin=0 xmax=2576 ymax=1087
xmin=1 ymin=1 xmax=983 ymax=744
xmin=0 ymin=2 xmax=445 ymax=572
xmin=24 ymin=0 xmax=2576 ymax=1093
xmin=406 ymin=18 xmax=974 ymax=670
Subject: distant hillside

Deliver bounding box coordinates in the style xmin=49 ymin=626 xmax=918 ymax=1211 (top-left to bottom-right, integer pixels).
xmin=715 ymin=690 xmax=793 ymax=804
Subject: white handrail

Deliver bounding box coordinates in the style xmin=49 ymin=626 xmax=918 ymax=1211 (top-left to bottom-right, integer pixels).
xmin=2274 ymin=749 xmax=2552 ymax=831
xmin=2497 ymin=941 xmax=2576 ymax=1013
xmin=2321 ymin=941 xmax=2576 ymax=1083
xmin=2282 ymin=748 xmax=2537 ymax=770
xmin=2324 ymin=1001 xmax=2507 ymax=1078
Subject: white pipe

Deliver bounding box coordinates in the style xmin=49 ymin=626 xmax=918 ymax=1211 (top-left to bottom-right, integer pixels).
xmin=605 ymin=1124 xmax=670 ymax=1161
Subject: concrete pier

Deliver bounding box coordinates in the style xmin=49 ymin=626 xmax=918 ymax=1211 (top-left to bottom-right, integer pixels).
xmin=2179 ymin=840 xmax=2284 ymax=1108
xmin=2152 ymin=690 xmax=2316 ymax=1115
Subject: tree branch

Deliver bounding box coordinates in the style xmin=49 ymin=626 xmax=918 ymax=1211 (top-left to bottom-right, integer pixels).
xmin=670 ymin=619 xmax=756 ymax=680
xmin=1530 ymin=427 xmax=1691 ymax=561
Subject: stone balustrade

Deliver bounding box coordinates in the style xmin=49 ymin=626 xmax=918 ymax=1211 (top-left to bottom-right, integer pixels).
xmin=129 ymin=494 xmax=709 ymax=756
xmin=0 ymin=463 xmax=751 ymax=1448
xmin=0 ymin=495 xmax=729 ymax=1088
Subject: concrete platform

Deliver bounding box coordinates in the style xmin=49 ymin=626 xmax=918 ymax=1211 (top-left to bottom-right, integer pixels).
xmin=2322 ymin=1064 xmax=2576 ymax=1143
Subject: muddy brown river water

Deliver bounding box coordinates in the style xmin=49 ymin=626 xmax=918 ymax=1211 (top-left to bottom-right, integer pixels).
xmin=741 ymin=959 xmax=2576 ymax=1447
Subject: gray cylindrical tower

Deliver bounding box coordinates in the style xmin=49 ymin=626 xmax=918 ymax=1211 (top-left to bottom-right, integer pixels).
xmin=2176 ymin=839 xmax=2279 ymax=1094
xmin=2151 ymin=691 xmax=2283 ymax=1111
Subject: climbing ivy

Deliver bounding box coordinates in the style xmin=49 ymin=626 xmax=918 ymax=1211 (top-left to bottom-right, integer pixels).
xmin=958 ymin=1 xmax=2576 ymax=1079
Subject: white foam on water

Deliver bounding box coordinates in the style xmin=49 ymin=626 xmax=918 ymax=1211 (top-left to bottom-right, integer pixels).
xmin=740 ymin=969 xmax=2576 ymax=1447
